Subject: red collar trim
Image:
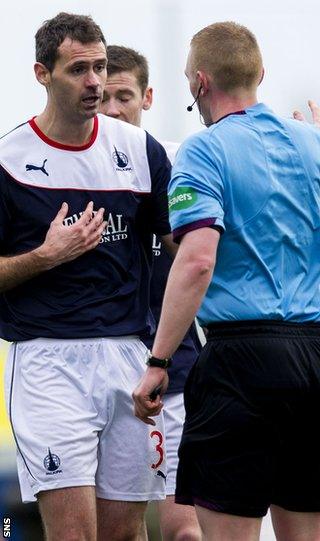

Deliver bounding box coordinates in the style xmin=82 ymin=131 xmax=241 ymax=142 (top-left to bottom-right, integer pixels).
xmin=28 ymin=116 xmax=99 ymax=151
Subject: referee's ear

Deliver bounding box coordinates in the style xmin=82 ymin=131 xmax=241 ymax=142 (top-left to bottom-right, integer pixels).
xmin=258 ymin=67 xmax=265 ymax=86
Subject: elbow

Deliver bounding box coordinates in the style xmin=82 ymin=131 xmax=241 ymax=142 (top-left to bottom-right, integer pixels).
xmin=198 ymin=257 xmax=215 ymax=277
xmin=187 ymin=254 xmax=215 ymax=282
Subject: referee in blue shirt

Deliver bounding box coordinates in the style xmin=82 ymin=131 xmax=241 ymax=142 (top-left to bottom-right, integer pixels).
xmin=133 ymin=21 xmax=320 ymax=541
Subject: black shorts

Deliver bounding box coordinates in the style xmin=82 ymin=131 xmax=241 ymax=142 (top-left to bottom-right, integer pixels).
xmin=175 ymin=320 xmax=320 ymax=517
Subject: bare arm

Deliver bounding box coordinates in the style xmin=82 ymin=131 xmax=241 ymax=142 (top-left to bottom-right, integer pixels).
xmin=0 ymin=201 xmax=106 ymax=293
xmin=133 ymin=227 xmax=220 ymax=424
xmin=153 ymin=227 xmax=218 ymax=357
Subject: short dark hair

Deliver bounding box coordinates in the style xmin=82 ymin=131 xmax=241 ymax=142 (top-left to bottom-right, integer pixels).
xmin=106 ymin=45 xmax=149 ymax=93
xmin=35 ymin=12 xmax=107 ymax=72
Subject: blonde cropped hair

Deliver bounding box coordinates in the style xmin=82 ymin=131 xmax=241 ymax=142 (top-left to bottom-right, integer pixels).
xmin=191 ymin=22 xmax=263 ymax=92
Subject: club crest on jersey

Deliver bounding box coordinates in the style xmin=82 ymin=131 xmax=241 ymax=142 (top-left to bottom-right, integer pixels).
xmin=112 ymin=146 xmax=132 ymax=171
xmin=43 ymin=448 xmax=62 ymax=475
xmin=25 ymin=158 xmax=49 ymax=176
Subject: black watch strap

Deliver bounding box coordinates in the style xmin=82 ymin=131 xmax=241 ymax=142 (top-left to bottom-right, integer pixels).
xmin=146 ymin=354 xmax=172 ymax=369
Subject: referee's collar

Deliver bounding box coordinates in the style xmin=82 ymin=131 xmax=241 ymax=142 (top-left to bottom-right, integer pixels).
xmin=214 ymin=102 xmax=271 ymax=124
xmin=214 ymin=110 xmax=246 ymax=124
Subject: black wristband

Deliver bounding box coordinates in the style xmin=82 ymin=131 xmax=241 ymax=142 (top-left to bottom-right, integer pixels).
xmin=146 ymin=353 xmax=172 ymax=369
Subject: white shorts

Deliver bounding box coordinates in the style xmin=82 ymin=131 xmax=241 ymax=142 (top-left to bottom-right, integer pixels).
xmin=162 ymin=392 xmax=185 ymax=495
xmin=5 ymin=337 xmax=166 ymax=503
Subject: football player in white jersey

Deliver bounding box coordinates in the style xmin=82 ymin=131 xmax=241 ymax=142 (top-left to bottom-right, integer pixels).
xmin=101 ymin=45 xmax=201 ymax=541
xmin=0 ymin=13 xmax=177 ymax=541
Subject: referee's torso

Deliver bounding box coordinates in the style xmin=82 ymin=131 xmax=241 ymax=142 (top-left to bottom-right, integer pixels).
xmin=169 ymin=102 xmax=320 ymax=324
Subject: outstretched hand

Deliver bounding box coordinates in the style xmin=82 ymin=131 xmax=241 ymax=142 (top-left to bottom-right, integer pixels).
xmin=293 ymin=100 xmax=320 ymax=127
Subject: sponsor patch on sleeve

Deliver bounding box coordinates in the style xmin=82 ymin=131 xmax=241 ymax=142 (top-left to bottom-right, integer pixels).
xmin=168 ymin=187 xmax=197 ymax=211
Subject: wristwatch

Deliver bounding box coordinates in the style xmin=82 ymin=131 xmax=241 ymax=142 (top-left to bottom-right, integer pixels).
xmin=146 ymin=350 xmax=172 ymax=369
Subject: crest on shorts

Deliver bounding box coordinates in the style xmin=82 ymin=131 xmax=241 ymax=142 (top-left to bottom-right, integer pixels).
xmin=44 ymin=448 xmax=62 ymax=475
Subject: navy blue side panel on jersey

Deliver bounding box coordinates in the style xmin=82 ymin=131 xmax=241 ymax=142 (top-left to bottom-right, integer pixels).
xmin=141 ymin=235 xmax=201 ymax=393
xmin=145 ymin=133 xmax=172 ymax=236
xmin=0 ymin=115 xmax=171 ymax=341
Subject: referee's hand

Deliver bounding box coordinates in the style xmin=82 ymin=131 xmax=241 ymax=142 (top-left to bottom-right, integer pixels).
xmin=132 ymin=367 xmax=169 ymax=425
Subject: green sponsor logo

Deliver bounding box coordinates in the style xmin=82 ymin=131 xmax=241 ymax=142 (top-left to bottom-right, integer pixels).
xmin=168 ymin=187 xmax=197 ymax=211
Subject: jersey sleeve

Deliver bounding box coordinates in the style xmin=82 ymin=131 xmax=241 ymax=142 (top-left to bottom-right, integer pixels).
xmin=0 ymin=167 xmax=12 ymax=252
xmin=145 ymin=132 xmax=172 ymax=236
xmin=169 ymin=132 xmax=225 ymax=243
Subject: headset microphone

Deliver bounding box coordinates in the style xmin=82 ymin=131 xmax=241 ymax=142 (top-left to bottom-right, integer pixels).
xmin=186 ymin=86 xmax=202 ymax=112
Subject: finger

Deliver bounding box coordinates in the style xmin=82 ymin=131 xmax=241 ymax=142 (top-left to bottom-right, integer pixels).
xmin=98 ymin=220 xmax=107 ymax=236
xmin=142 ymin=417 xmax=157 ymax=426
xmin=136 ymin=399 xmax=163 ymax=418
xmin=308 ymin=99 xmax=317 ymax=110
xmin=144 ymin=416 xmax=156 ymax=426
xmin=293 ymin=110 xmax=305 ymax=122
xmin=138 ymin=403 xmax=163 ymax=423
xmin=86 ymin=221 xmax=107 ymax=250
xmin=88 ymin=219 xmax=106 ymax=241
xmin=78 ymin=201 xmax=94 ymax=224
xmin=135 ymin=392 xmax=162 ymax=410
xmin=86 ymin=208 xmax=105 ymax=233
xmin=52 ymin=202 xmax=69 ymax=223
xmin=150 ymin=394 xmax=162 ymax=409
xmin=308 ymin=100 xmax=320 ymax=126
xmin=149 ymin=385 xmax=162 ymax=401
xmin=134 ymin=410 xmax=156 ymax=426
xmin=147 ymin=406 xmax=163 ymax=418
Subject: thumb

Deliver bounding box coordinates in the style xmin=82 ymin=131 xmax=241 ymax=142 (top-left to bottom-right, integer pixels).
xmin=52 ymin=202 xmax=69 ymax=223
xmin=293 ymin=110 xmax=304 ymax=122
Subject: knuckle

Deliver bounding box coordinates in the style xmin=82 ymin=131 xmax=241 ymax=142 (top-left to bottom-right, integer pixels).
xmin=79 ymin=229 xmax=88 ymax=242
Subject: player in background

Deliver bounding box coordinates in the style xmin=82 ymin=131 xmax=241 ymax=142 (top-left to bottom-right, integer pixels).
xmin=0 ymin=13 xmax=176 ymax=541
xmin=100 ymin=45 xmax=202 ymax=541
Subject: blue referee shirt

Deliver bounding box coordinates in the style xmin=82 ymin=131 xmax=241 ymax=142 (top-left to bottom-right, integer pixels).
xmin=169 ymin=103 xmax=320 ymax=325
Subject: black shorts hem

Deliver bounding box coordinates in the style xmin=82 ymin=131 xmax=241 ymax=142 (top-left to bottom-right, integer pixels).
xmin=175 ymin=495 xmax=195 ymax=507
xmin=175 ymin=494 xmax=267 ymax=518
xmin=272 ymin=500 xmax=320 ymax=513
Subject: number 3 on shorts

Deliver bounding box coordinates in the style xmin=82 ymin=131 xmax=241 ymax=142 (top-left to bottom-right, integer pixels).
xmin=150 ymin=430 xmax=164 ymax=469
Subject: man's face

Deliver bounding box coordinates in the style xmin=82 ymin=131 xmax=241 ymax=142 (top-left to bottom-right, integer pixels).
xmin=45 ymin=37 xmax=107 ymax=122
xmin=100 ymin=70 xmax=152 ymax=127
